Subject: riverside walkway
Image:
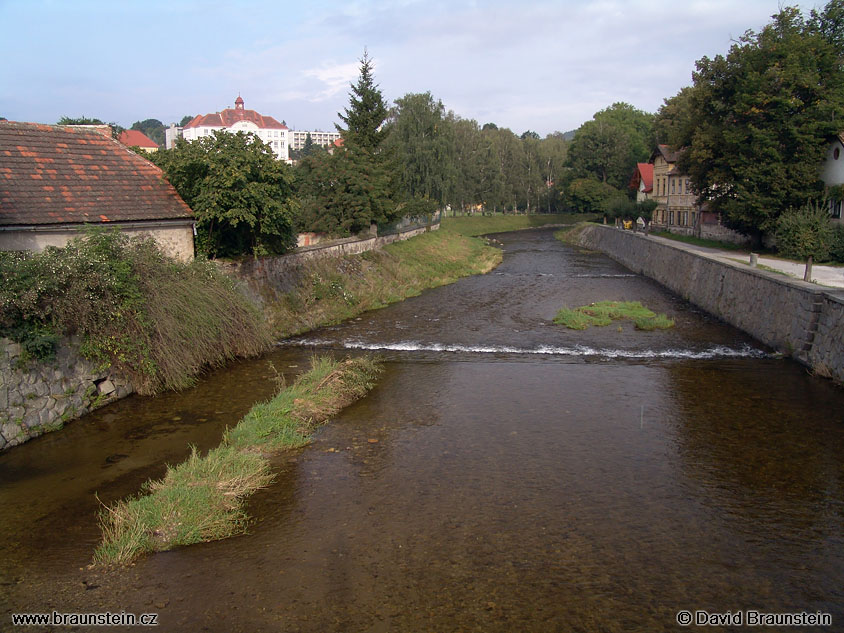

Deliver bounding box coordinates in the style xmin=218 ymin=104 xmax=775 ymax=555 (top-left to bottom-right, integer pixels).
xmin=647 ymin=234 xmax=844 ymax=290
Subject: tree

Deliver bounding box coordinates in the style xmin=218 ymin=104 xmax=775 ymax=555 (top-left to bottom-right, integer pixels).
xmin=130 ymin=118 xmax=165 ymax=147
xmin=179 ymin=115 xmax=196 ymax=127
xmin=566 ymin=178 xmax=626 ymax=214
xmin=565 ymin=103 xmax=654 ymax=190
xmin=654 ymin=87 xmax=696 ymax=149
xmin=150 ymin=131 xmax=296 ymax=257
xmin=337 ymin=49 xmax=389 ymax=151
xmin=680 ymin=3 xmax=844 ymax=241
xmin=298 ymin=51 xmax=399 ymax=235
xmin=385 ymin=92 xmax=455 ymax=205
xmin=775 ymin=199 xmax=836 ymax=280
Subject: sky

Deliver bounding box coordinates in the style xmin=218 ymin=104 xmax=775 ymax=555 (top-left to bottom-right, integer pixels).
xmin=0 ymin=0 xmax=821 ymax=137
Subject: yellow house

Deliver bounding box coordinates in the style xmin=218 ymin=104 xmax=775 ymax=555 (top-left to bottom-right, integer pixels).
xmin=649 ymin=145 xmax=697 ymax=235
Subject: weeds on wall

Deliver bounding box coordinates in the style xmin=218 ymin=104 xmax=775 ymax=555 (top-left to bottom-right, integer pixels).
xmin=0 ymin=229 xmax=271 ymax=394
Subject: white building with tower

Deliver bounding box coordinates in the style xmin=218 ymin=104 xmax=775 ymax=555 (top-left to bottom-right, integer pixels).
xmin=165 ymin=96 xmax=290 ymax=162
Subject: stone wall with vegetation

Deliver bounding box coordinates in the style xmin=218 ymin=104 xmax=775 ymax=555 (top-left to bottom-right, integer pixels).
xmin=575 ymin=224 xmax=844 ymax=383
xmin=217 ymin=224 xmax=437 ymax=307
xmin=0 ymin=337 xmax=133 ymax=451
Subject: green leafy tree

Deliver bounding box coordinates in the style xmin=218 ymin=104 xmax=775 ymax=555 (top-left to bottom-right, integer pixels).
xmin=680 ymin=3 xmax=844 ymax=241
xmin=150 ymin=131 xmax=296 ymax=257
xmin=654 ymin=86 xmax=696 ymax=149
xmin=57 ymin=116 xmax=125 ymax=138
xmin=775 ymin=199 xmax=836 ymax=279
xmin=565 ymin=103 xmax=654 ymax=190
xmin=179 ymin=115 xmax=196 ymax=127
xmin=566 ymin=178 xmax=626 ymax=214
xmin=130 ymin=118 xmax=165 ymax=147
xmin=385 ymin=92 xmax=455 ymax=206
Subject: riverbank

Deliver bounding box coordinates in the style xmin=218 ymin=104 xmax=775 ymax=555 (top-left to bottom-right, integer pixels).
xmin=566 ymin=224 xmax=844 ymax=384
xmin=95 ymin=356 xmax=382 ymax=565
xmin=267 ymin=227 xmax=502 ymax=338
xmin=442 ymin=212 xmax=596 ymax=236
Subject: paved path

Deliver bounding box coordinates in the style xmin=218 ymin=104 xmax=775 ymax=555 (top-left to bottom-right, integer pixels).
xmin=646 ymin=234 xmax=844 ymax=290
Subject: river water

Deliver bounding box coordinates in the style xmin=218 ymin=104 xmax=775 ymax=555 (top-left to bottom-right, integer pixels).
xmin=1 ymin=228 xmax=843 ymax=632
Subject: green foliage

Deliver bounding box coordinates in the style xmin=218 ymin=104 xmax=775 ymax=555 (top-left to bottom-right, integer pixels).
xmin=385 ymin=92 xmax=455 ymax=205
xmin=565 ymin=103 xmax=654 ymax=189
xmin=830 ymin=226 xmax=844 ymax=262
xmin=298 ymin=52 xmax=399 ymax=235
xmin=680 ymin=3 xmax=844 ymax=238
xmin=0 ymin=230 xmax=271 ymax=394
xmin=178 ymin=115 xmax=196 ymax=127
xmin=553 ymin=301 xmax=674 ymax=330
xmin=775 ymin=199 xmax=836 ymax=261
xmin=654 ymin=87 xmax=696 ymax=149
xmin=130 ymin=118 xmax=165 ymax=146
xmin=566 ymin=178 xmax=626 ymax=213
xmin=337 ymin=50 xmax=389 ymax=151
xmin=150 ymin=131 xmax=296 ymax=257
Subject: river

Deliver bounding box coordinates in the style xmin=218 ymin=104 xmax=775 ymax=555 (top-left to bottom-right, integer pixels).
xmin=1 ymin=227 xmax=843 ymax=632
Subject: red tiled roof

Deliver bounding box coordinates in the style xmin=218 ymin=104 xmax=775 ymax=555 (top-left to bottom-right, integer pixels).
xmin=637 ymin=162 xmax=653 ymax=192
xmin=0 ymin=121 xmax=193 ymax=226
xmin=118 ymin=129 xmax=159 ymax=148
xmin=184 ymin=97 xmax=287 ymax=130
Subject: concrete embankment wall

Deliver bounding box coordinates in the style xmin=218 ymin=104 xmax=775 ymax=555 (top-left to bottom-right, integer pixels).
xmin=217 ymin=224 xmax=438 ymax=307
xmin=0 ymin=337 xmax=133 ymax=451
xmin=575 ymin=224 xmax=844 ymax=383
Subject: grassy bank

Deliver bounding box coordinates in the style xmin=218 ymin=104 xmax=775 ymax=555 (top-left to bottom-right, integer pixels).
xmin=443 ymin=213 xmax=597 ymax=236
xmin=554 ymin=223 xmax=595 ymax=246
xmin=652 ymin=231 xmax=747 ymax=251
xmin=554 ymin=301 xmax=675 ymax=331
xmin=95 ymin=356 xmax=381 ymax=565
xmin=270 ymin=227 xmax=502 ymax=337
xmin=0 ymin=230 xmax=271 ymax=394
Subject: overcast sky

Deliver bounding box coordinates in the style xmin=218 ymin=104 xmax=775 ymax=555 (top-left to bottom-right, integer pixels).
xmin=0 ymin=0 xmax=819 ymax=136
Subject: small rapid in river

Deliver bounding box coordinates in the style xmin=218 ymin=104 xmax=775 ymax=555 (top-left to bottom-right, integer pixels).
xmin=2 ymin=227 xmax=842 ymax=632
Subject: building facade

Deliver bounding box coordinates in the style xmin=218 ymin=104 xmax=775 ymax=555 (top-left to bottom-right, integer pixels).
xmin=289 ymin=129 xmax=342 ymax=152
xmin=166 ymin=96 xmax=291 ymax=162
xmin=820 ymin=133 xmax=844 ymax=226
xmin=649 ymin=145 xmax=697 ymax=235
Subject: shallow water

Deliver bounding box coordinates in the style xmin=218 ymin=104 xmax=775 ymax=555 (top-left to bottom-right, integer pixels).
xmin=2 ymin=228 xmax=843 ymax=632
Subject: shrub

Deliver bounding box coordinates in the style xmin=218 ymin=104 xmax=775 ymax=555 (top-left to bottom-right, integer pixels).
xmin=0 ymin=230 xmax=271 ymax=393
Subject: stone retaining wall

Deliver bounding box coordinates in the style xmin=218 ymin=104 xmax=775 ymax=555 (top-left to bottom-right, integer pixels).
xmin=0 ymin=338 xmax=133 ymax=451
xmin=217 ymin=224 xmax=438 ymax=307
xmin=575 ymin=225 xmax=844 ymax=383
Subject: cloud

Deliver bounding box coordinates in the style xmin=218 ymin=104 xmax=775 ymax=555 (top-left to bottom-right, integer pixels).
xmin=300 ymin=62 xmax=361 ymax=101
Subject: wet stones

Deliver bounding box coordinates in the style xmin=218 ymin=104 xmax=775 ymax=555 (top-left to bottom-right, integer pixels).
xmin=0 ymin=337 xmax=134 ymax=451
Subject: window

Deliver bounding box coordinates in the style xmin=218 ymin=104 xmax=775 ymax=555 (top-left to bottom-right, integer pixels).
xmin=685 ymin=179 xmax=690 ymax=193
xmin=671 ymin=178 xmax=676 ymax=194
xmin=669 ymin=211 xmax=675 ymax=225
xmin=691 ymin=212 xmax=697 ymax=226
xmin=832 ymin=200 xmax=842 ymax=219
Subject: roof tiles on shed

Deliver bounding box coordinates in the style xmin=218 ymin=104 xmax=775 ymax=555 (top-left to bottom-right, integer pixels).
xmin=0 ymin=121 xmax=192 ymax=226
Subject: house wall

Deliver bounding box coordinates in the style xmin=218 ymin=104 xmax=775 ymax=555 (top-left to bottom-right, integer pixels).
xmin=574 ymin=224 xmax=844 ymax=383
xmin=0 ymin=223 xmax=195 ymax=261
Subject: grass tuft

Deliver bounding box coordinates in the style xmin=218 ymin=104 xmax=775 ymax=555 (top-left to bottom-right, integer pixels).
xmin=554 ymin=301 xmax=675 ymax=331
xmin=95 ymin=356 xmax=381 ymax=566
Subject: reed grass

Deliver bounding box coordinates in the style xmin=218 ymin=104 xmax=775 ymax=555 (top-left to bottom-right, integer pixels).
xmin=554 ymin=301 xmax=675 ymax=331
xmin=94 ymin=356 xmax=381 ymax=566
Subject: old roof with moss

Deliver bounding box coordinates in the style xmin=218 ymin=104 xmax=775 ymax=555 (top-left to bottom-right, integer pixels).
xmin=0 ymin=121 xmax=192 ymax=226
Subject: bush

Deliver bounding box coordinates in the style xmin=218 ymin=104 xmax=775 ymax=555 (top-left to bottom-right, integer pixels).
xmin=830 ymin=226 xmax=844 ymax=263
xmin=774 ymin=199 xmax=835 ymax=261
xmin=0 ymin=230 xmax=271 ymax=393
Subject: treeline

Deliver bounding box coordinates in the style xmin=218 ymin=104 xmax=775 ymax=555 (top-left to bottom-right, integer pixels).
xmin=140 ymin=0 xmax=844 ymax=258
